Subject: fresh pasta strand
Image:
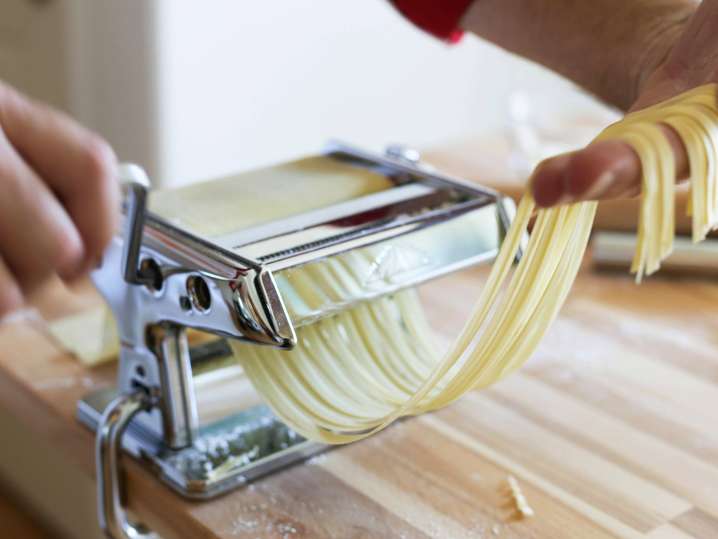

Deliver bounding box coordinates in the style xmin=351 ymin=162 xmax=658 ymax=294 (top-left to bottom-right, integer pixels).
xmin=232 ymin=84 xmax=718 ymax=444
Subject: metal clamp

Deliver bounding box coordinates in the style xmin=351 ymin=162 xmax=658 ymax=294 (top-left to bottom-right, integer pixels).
xmin=96 ymin=390 xmax=159 ymax=539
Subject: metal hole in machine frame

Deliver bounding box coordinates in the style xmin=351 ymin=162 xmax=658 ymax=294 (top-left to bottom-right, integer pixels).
xmin=139 ymin=258 xmax=164 ymax=292
xmin=186 ymin=275 xmax=211 ymax=312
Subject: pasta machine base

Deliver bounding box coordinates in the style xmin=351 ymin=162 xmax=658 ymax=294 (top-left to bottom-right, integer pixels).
xmin=78 ymin=386 xmax=325 ymax=500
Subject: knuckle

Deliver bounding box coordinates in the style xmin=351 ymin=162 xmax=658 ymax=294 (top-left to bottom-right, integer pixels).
xmin=49 ymin=224 xmax=84 ymax=274
xmin=0 ymin=149 xmax=14 ymax=182
xmin=80 ymin=136 xmax=119 ymax=253
xmin=532 ymin=158 xmax=553 ymax=180
xmin=0 ymin=151 xmax=25 ymax=200
xmin=566 ymin=150 xmax=590 ymax=174
xmin=82 ymin=136 xmax=117 ymax=186
xmin=0 ymin=280 xmax=23 ymax=319
xmin=566 ymin=152 xmax=597 ymax=196
xmin=0 ymin=302 xmax=19 ymax=321
xmin=0 ymin=82 xmax=32 ymax=125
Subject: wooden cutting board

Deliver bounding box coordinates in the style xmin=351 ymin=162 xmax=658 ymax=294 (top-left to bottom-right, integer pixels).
xmin=0 ymin=487 xmax=54 ymax=538
xmin=0 ymin=263 xmax=717 ymax=539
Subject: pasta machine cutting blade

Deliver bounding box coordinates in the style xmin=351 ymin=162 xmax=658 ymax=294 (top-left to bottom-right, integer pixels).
xmin=75 ymin=141 xmax=517 ymax=539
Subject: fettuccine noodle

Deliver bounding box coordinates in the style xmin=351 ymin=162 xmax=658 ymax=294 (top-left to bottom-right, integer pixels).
xmin=233 ymin=84 xmax=718 ymax=443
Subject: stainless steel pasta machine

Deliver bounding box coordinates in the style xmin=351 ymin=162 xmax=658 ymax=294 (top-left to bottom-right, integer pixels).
xmin=76 ymin=141 xmax=518 ymax=539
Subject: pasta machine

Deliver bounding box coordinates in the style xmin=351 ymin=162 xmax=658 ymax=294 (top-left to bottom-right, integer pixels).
xmin=76 ymin=141 xmax=517 ymax=538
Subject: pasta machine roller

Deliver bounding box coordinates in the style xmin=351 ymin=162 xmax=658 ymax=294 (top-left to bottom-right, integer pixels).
xmin=76 ymin=141 xmax=517 ymax=538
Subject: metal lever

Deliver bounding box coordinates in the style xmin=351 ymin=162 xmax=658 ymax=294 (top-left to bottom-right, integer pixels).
xmin=118 ymin=164 xmax=153 ymax=286
xmin=96 ymin=390 xmax=159 ymax=539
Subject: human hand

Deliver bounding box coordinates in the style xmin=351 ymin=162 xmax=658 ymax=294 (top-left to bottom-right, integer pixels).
xmin=0 ymin=81 xmax=119 ymax=318
xmin=531 ymin=1 xmax=717 ymax=207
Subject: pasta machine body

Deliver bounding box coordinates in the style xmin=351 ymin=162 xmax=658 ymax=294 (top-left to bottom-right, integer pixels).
xmin=76 ymin=142 xmax=518 ymax=538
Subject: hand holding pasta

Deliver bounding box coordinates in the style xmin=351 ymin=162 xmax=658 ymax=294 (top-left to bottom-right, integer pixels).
xmin=531 ymin=0 xmax=718 ymax=208
xmin=0 ymin=81 xmax=119 ymax=319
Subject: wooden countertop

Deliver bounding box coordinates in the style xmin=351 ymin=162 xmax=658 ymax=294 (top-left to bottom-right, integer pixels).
xmin=1 ymin=265 xmax=717 ymax=538
xmin=0 ymin=140 xmax=717 ymax=538
xmin=0 ymin=486 xmax=55 ymax=538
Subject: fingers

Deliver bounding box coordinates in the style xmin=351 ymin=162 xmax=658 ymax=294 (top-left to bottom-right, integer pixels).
xmin=531 ymin=124 xmax=689 ymax=207
xmin=0 ymin=128 xmax=85 ymax=294
xmin=0 ymin=83 xmax=119 ymax=274
xmin=0 ymin=257 xmax=23 ymax=320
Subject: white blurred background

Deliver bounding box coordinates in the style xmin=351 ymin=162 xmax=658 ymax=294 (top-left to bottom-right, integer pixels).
xmin=1 ymin=0 xmax=612 ymax=187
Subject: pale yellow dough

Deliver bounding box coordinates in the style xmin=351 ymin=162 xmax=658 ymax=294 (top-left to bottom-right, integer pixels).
xmin=233 ymin=84 xmax=718 ymax=443
xmin=149 ymin=156 xmax=392 ymax=239
xmin=47 ymin=306 xmax=119 ymax=366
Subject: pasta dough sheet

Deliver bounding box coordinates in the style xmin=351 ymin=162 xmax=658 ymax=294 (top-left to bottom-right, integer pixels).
xmin=234 ymin=84 xmax=718 ymax=443
xmin=149 ymin=156 xmax=392 ymax=239
xmin=47 ymin=306 xmax=119 ymax=366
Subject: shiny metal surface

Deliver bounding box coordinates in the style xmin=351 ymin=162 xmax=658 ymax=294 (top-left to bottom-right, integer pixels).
xmin=92 ymin=231 xmax=296 ymax=449
xmin=80 ymin=142 xmax=516 ymax=516
xmin=215 ymin=182 xmax=440 ymax=254
xmin=225 ymin=142 xmax=501 ymax=268
xmin=384 ymin=144 xmax=421 ymax=165
xmin=90 ymin=143 xmax=511 ymax=450
xmin=118 ymin=164 xmax=152 ymax=286
xmin=276 ymin=200 xmax=514 ymax=326
xmin=80 ymin=387 xmax=326 ymax=501
xmin=149 ymin=324 xmax=199 ymax=449
xmin=95 ymin=389 xmax=158 ymax=539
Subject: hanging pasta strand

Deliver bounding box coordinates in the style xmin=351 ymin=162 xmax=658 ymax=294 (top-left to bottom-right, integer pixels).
xmin=232 ymin=84 xmax=718 ymax=444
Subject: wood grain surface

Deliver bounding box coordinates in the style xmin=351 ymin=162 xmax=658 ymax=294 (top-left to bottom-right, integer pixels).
xmin=0 ymin=263 xmax=716 ymax=539
xmin=0 ymin=486 xmax=56 ymax=539
xmin=0 ymin=139 xmax=716 ymax=538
